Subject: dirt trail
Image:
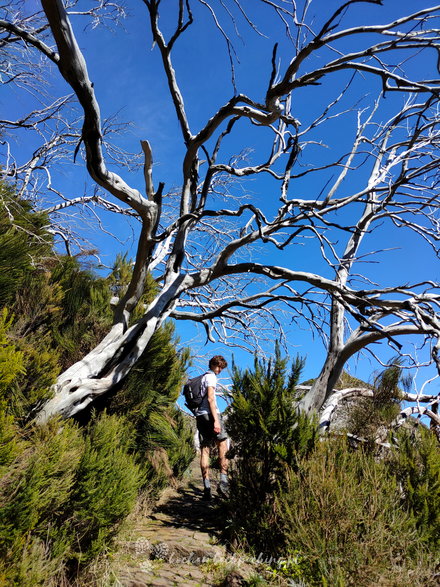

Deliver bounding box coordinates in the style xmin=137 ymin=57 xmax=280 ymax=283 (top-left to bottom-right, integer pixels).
xmin=114 ymin=460 xmax=248 ymax=587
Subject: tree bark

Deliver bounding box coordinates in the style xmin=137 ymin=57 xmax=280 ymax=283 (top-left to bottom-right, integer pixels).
xmin=35 ymin=277 xmax=185 ymax=423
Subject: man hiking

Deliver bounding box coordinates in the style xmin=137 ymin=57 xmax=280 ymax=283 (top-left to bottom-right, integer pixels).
xmin=195 ymin=355 xmax=229 ymax=501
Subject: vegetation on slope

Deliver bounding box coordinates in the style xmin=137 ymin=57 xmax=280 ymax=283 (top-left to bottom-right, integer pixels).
xmin=225 ymin=350 xmax=440 ymax=586
xmin=0 ymin=183 xmax=195 ymax=585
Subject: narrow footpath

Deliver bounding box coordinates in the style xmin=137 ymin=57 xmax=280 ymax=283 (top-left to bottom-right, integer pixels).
xmin=113 ymin=460 xmax=254 ymax=587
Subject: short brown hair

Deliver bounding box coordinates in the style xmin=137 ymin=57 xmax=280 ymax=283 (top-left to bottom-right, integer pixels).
xmin=209 ymin=355 xmax=228 ymax=370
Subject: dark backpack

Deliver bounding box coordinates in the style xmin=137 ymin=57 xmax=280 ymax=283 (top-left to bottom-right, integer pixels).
xmin=183 ymin=373 xmax=207 ymax=414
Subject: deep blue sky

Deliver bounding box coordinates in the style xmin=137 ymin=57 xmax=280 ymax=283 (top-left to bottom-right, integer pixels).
xmin=2 ymin=1 xmax=440 ymax=403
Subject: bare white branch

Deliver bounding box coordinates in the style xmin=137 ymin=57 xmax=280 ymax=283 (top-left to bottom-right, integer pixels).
xmin=2 ymin=1 xmax=440 ymax=421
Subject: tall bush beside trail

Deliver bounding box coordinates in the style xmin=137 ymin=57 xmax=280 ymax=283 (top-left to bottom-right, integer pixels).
xmin=0 ymin=413 xmax=144 ymax=584
xmin=0 ymin=419 xmax=85 ymax=586
xmin=0 ymin=191 xmax=192 ymax=582
xmin=0 ymin=304 xmax=60 ymax=423
xmin=69 ymin=412 xmax=143 ymax=562
xmin=0 ymin=182 xmax=52 ymax=309
xmin=276 ymin=438 xmax=435 ymax=586
xmin=0 ymin=308 xmax=25 ymax=386
xmin=0 ymin=409 xmax=22 ymax=474
xmin=107 ymin=321 xmax=195 ymax=490
xmin=48 ymin=255 xmax=113 ymax=368
xmin=224 ymin=349 xmax=438 ymax=586
xmin=11 ymin=337 xmax=60 ymax=422
xmin=389 ymin=427 xmax=440 ymax=547
xmin=225 ymin=347 xmax=318 ymax=554
xmin=0 ymin=308 xmax=26 ymax=470
xmin=168 ymin=407 xmax=196 ymax=478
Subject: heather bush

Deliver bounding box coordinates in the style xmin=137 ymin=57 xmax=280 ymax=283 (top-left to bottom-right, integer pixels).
xmin=0 ymin=413 xmax=144 ymax=584
xmin=69 ymin=412 xmax=143 ymax=563
xmin=0 ymin=182 xmax=52 ymax=309
xmin=0 ymin=419 xmax=84 ymax=585
xmin=0 ymin=308 xmax=26 ymax=471
xmin=107 ymin=320 xmax=195 ymax=490
xmin=346 ymin=359 xmax=406 ymax=443
xmin=277 ymin=438 xmax=435 ymax=586
xmin=0 ymin=191 xmax=205 ymax=583
xmin=225 ymin=347 xmax=318 ymax=554
xmin=389 ymin=426 xmax=440 ymax=547
xmin=225 ymin=352 xmax=439 ymax=586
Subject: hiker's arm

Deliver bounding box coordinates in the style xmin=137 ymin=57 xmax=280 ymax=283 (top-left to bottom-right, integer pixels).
xmin=207 ymin=386 xmax=221 ymax=433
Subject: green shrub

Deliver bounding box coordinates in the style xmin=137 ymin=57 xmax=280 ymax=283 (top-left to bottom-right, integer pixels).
xmin=0 ymin=183 xmax=52 ymax=309
xmin=48 ymin=256 xmax=113 ymax=367
xmin=0 ymin=420 xmax=83 ymax=544
xmin=346 ymin=360 xmax=405 ymax=442
xmin=225 ymin=346 xmax=318 ymax=554
xmin=0 ymin=306 xmax=59 ymax=422
xmin=0 ymin=409 xmax=23 ymax=473
xmin=0 ymin=419 xmax=84 ymax=585
xmin=0 ymin=191 xmax=194 ymax=582
xmin=69 ymin=412 xmax=143 ymax=562
xmin=0 ymin=308 xmax=25 ymax=392
xmin=12 ymin=337 xmax=60 ymax=421
xmin=0 ymin=308 xmax=26 ymax=471
xmin=169 ymin=407 xmax=196 ymax=478
xmin=276 ymin=437 xmax=434 ymax=586
xmin=390 ymin=426 xmax=440 ymax=547
xmin=0 ymin=413 xmax=145 ymax=582
xmin=225 ymin=350 xmax=438 ymax=586
xmin=107 ymin=321 xmax=195 ymax=490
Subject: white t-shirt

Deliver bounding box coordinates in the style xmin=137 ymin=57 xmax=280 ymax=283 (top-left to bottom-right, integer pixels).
xmin=195 ymin=371 xmax=217 ymax=416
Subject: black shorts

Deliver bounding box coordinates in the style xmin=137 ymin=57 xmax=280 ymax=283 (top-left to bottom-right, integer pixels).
xmin=196 ymin=413 xmax=228 ymax=448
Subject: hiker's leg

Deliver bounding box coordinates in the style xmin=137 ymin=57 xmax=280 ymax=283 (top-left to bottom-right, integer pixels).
xmin=200 ymin=445 xmax=211 ymax=481
xmin=216 ymin=438 xmax=229 ymax=498
xmin=217 ymin=438 xmax=228 ymax=476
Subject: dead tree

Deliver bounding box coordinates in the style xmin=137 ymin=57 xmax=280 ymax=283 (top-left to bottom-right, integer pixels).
xmin=1 ymin=0 xmax=440 ymax=424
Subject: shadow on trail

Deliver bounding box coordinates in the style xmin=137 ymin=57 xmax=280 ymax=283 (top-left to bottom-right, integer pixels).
xmin=152 ymin=481 xmax=227 ymax=538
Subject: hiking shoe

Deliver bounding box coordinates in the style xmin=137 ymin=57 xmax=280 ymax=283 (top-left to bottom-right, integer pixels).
xmin=217 ymin=480 xmax=229 ymax=499
xmin=202 ymin=487 xmax=212 ymax=501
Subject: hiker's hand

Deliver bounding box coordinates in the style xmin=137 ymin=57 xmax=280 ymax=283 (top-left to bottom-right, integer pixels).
xmin=214 ymin=421 xmax=221 ymax=434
